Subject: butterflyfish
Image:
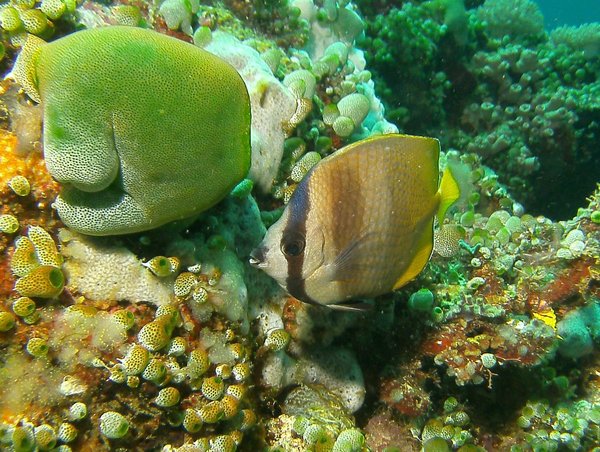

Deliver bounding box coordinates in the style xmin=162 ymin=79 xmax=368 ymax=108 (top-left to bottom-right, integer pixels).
xmin=249 ymin=134 xmax=460 ymax=310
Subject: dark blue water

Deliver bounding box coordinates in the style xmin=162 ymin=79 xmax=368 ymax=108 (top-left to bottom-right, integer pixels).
xmin=535 ymin=0 xmax=600 ymax=28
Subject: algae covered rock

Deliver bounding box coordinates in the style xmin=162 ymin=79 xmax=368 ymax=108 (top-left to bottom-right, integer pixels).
xmin=10 ymin=26 xmax=251 ymax=235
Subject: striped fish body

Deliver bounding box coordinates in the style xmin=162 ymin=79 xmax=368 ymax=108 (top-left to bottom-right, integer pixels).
xmin=250 ymin=134 xmax=448 ymax=307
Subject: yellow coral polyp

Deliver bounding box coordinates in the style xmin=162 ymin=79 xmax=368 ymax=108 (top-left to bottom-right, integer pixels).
xmin=11 ymin=426 xmax=35 ymax=451
xmin=0 ymin=214 xmax=19 ymax=234
xmin=168 ymin=257 xmax=180 ymax=273
xmin=22 ymin=311 xmax=40 ymax=324
xmin=40 ymin=0 xmax=66 ymax=20
xmin=57 ymin=422 xmax=77 ymax=443
xmin=127 ymin=375 xmax=140 ymax=388
xmin=173 ymin=272 xmax=197 ymax=297
xmin=68 ymin=402 xmax=87 ymax=421
xmin=210 ymin=435 xmax=236 ymax=452
xmin=201 ymin=376 xmax=225 ymax=401
xmin=197 ymin=400 xmax=224 ymax=424
xmin=290 ymin=151 xmax=322 ymax=183
xmin=109 ymin=364 xmax=127 ymax=384
xmin=18 ymin=9 xmax=48 ymax=35
xmin=232 ymin=362 xmax=251 ymax=382
xmin=11 ymin=226 xmax=63 ymax=281
xmin=10 ymin=236 xmax=39 ymax=277
xmin=8 ymin=175 xmax=31 ymax=196
xmin=120 ymin=344 xmax=150 ymax=376
xmin=12 ymin=296 xmax=36 ymax=317
xmin=215 ymin=363 xmax=232 ymax=379
xmin=237 ymin=409 xmax=257 ymax=431
xmin=26 ymin=337 xmax=49 ymax=357
xmin=187 ymin=348 xmax=210 ymax=378
xmin=155 ymin=386 xmax=180 ymax=408
xmin=264 ymin=328 xmax=291 ymax=351
xmin=0 ymin=6 xmax=22 ymax=32
xmin=283 ymin=98 xmax=312 ymax=135
xmin=143 ymin=256 xmax=178 ymax=277
xmin=225 ymin=384 xmax=247 ymax=401
xmin=167 ymin=336 xmax=186 ymax=356
xmin=34 ymin=424 xmax=57 ymax=450
xmin=99 ymin=411 xmax=129 ymax=439
xmin=141 ymin=358 xmax=167 ymax=384
xmin=112 ymin=309 xmax=135 ymax=330
xmin=112 ymin=5 xmax=141 ymax=26
xmin=14 ymin=265 xmax=65 ymax=298
xmin=155 ymin=304 xmax=181 ymax=329
xmin=230 ymin=430 xmax=243 ymax=445
xmin=137 ymin=319 xmax=172 ymax=352
xmin=192 ymin=286 xmax=209 ymax=303
xmin=28 ymin=225 xmax=62 ymax=267
xmin=228 ymin=343 xmax=246 ymax=361
xmin=183 ymin=408 xmax=203 ymax=433
xmin=220 ymin=394 xmax=240 ymax=419
xmin=0 ymin=311 xmax=16 ymax=332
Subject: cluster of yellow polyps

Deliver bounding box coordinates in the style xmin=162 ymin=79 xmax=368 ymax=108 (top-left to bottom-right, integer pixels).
xmin=11 ymin=225 xmax=64 ymax=298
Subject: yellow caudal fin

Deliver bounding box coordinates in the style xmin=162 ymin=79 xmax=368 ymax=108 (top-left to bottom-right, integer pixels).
xmin=393 ymin=219 xmax=434 ymax=290
xmin=436 ymin=166 xmax=460 ymax=224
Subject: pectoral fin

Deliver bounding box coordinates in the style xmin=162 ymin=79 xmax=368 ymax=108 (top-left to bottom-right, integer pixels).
xmin=327 ymin=231 xmax=380 ymax=282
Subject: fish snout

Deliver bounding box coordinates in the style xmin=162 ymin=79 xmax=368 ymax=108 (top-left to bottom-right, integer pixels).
xmin=249 ymin=246 xmax=267 ymax=268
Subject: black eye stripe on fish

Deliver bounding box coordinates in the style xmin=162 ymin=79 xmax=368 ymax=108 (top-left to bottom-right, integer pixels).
xmin=283 ymin=179 xmax=313 ymax=303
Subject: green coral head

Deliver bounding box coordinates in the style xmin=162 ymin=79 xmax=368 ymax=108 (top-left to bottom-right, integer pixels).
xmin=11 ymin=26 xmax=252 ymax=236
xmin=7 ymin=33 xmax=45 ymax=103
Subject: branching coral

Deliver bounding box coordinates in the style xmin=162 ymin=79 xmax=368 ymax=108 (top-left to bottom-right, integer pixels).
xmin=550 ymin=23 xmax=600 ymax=59
xmin=476 ymin=0 xmax=544 ymax=42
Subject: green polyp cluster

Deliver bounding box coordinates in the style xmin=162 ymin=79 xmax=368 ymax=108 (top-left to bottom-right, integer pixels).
xmin=420 ymin=400 xmax=478 ymax=450
xmin=10 ymin=26 xmax=251 ymax=235
xmin=0 ymin=0 xmax=76 ymax=44
xmin=514 ymin=399 xmax=600 ymax=451
xmin=159 ymin=0 xmax=198 ymax=35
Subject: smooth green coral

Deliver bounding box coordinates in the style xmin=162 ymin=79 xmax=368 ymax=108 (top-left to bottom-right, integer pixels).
xmin=10 ymin=26 xmax=251 ymax=235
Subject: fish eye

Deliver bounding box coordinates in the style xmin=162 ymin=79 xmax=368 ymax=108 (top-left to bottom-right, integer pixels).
xmin=281 ymin=237 xmax=305 ymax=257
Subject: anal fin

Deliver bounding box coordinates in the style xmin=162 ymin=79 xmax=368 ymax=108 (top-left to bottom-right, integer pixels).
xmin=393 ymin=219 xmax=434 ymax=290
xmin=327 ymin=300 xmax=373 ymax=312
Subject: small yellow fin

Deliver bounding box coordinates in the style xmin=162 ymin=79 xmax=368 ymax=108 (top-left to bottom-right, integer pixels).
xmin=393 ymin=219 xmax=434 ymax=290
xmin=437 ymin=166 xmax=460 ymax=224
xmin=532 ymin=308 xmax=557 ymax=331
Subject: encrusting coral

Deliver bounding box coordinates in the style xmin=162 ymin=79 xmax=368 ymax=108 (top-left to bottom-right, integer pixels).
xmin=9 ymin=26 xmax=251 ymax=235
